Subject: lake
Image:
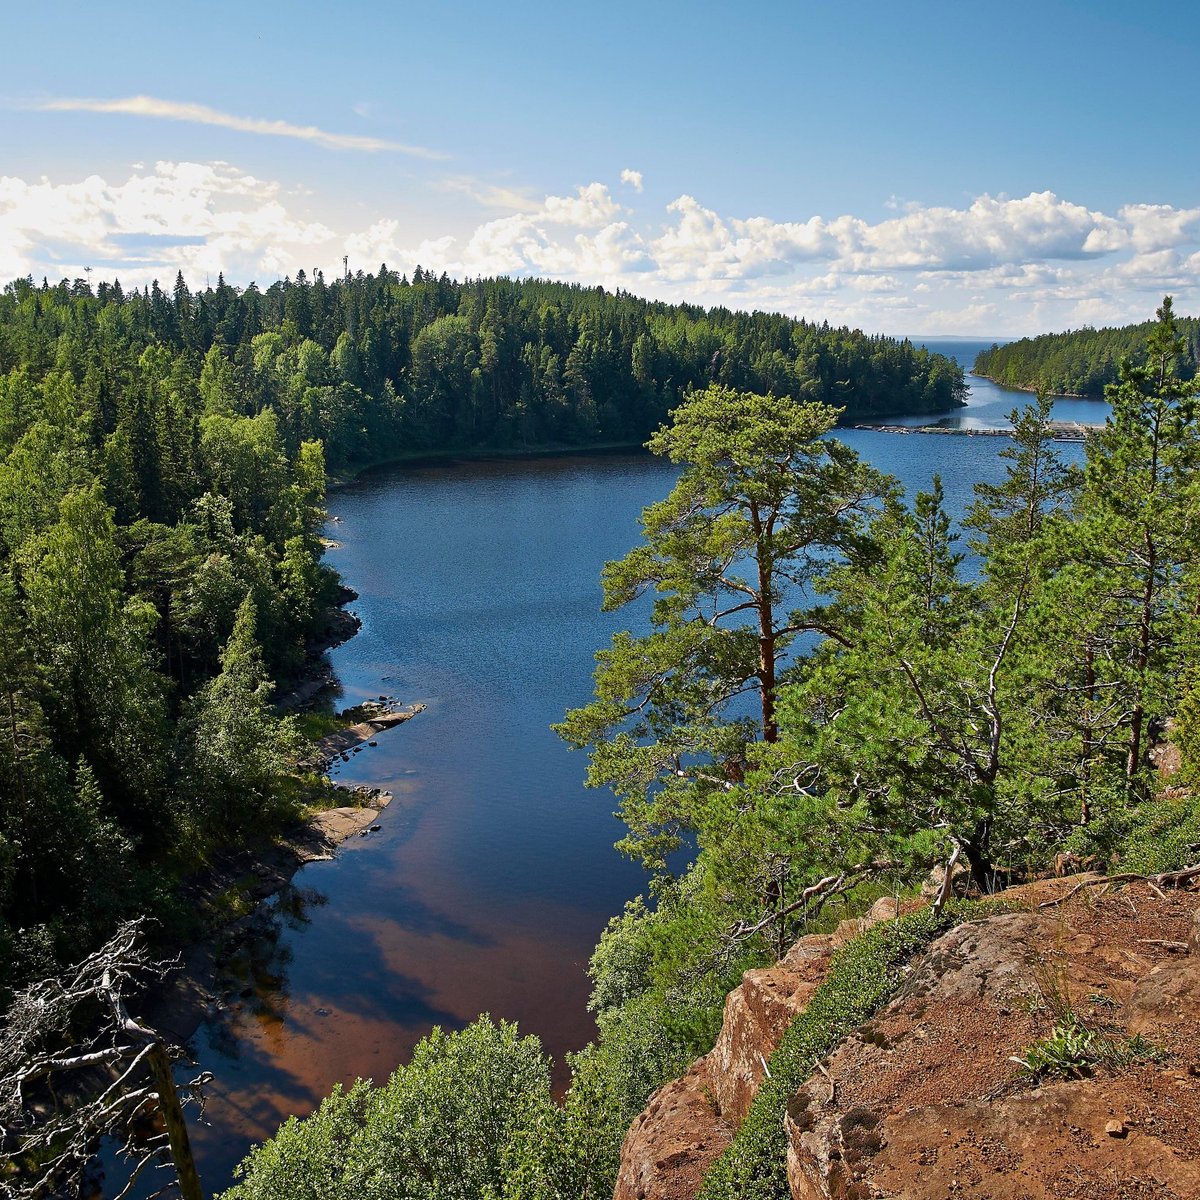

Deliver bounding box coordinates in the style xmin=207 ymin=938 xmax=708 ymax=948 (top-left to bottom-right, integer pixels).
xmin=114 ymin=344 xmax=1107 ymax=1196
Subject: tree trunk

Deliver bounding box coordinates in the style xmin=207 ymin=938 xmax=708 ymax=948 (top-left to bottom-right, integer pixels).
xmin=145 ymin=1041 xmax=204 ymax=1200
xmin=750 ymin=501 xmax=778 ymax=743
xmin=962 ymin=819 xmax=996 ymax=894
xmin=1127 ymin=534 xmax=1157 ymax=786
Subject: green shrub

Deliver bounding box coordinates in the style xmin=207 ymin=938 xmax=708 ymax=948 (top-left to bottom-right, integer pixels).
xmin=223 ymin=1017 xmax=559 ymax=1200
xmin=1119 ymin=791 xmax=1200 ymax=874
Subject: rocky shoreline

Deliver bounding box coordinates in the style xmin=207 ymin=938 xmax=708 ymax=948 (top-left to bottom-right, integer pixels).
xmin=852 ymin=420 xmax=1099 ymax=441
xmin=144 ymin=584 xmax=419 ymax=1048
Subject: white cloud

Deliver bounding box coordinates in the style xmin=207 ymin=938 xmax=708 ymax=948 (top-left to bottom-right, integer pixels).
xmin=620 ymin=168 xmax=644 ymax=193
xmin=2 ymin=163 xmax=1198 ymax=336
xmin=347 ymin=182 xmax=653 ymax=283
xmin=1118 ymin=203 xmax=1200 ymax=253
xmin=31 ymin=95 xmax=446 ymax=158
xmin=0 ymin=161 xmax=336 ymax=284
xmin=844 ymin=192 xmax=1125 ymax=271
xmin=437 ymin=177 xmax=541 ymax=211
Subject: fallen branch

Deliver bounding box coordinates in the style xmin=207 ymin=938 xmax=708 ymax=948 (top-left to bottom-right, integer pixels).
xmin=1037 ymin=862 xmax=1200 ymax=909
xmin=727 ymin=860 xmax=902 ymax=943
xmin=0 ymin=919 xmax=207 ymax=1200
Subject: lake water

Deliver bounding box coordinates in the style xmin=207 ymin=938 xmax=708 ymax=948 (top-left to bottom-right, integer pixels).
xmin=113 ymin=345 xmax=1108 ymax=1196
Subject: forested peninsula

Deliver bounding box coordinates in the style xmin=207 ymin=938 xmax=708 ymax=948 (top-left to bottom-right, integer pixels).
xmin=0 ymin=268 xmax=965 ymax=993
xmin=973 ymin=311 xmax=1200 ymax=396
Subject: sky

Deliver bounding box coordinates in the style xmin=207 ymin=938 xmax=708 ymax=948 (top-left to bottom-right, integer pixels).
xmin=2 ymin=0 xmax=1198 ymax=337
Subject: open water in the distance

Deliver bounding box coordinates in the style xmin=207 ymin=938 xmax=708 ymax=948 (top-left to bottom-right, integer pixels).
xmin=113 ymin=344 xmax=1108 ymax=1196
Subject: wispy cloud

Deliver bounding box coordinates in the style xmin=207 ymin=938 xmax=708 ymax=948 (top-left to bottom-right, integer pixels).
xmin=31 ymin=95 xmax=447 ymax=158
xmin=437 ymin=176 xmax=541 ymax=211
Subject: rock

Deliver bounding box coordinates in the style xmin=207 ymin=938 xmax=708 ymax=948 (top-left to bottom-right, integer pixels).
xmin=612 ymin=1061 xmax=733 ymax=1200
xmin=615 ymin=894 xmax=912 ymax=1197
xmin=707 ymin=934 xmax=833 ymax=1124
xmin=369 ymin=823 xmax=382 ymax=832
xmin=615 ymin=881 xmax=1200 ymax=1200
xmin=920 ymin=860 xmax=969 ymax=899
xmin=785 ymin=885 xmax=1200 ymax=1200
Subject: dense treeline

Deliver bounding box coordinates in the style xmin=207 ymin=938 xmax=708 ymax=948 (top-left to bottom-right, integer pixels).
xmin=0 ymin=345 xmax=333 ymax=991
xmin=974 ymin=312 xmax=1199 ymax=396
xmin=1 ymin=269 xmax=966 ymax=475
xmin=226 ymin=300 xmax=1200 ymax=1200
xmin=0 ymin=268 xmax=963 ymax=991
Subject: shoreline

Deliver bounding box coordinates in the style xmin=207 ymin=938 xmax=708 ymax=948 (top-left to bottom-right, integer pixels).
xmin=144 ymin=582 xmax=418 ymax=1048
xmin=143 ymin=784 xmax=396 ymax=1047
xmin=323 ymin=407 xmax=974 ymax=490
xmin=968 ymin=371 xmax=1097 ymax=400
xmin=851 ymin=419 xmax=1099 ymax=441
xmin=327 ymin=439 xmax=650 ymax=489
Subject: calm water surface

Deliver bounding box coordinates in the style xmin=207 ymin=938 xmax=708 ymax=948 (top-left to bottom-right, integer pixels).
xmin=132 ymin=348 xmax=1106 ymax=1196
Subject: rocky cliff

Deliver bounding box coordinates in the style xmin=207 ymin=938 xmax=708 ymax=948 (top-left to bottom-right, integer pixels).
xmin=614 ymin=882 xmax=1200 ymax=1200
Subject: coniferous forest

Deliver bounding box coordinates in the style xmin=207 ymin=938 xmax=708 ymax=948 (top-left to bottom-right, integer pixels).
xmin=973 ymin=313 xmax=1200 ymax=396
xmin=4 ymin=274 xmax=1200 ymax=1200
xmin=217 ymin=298 xmax=1200 ymax=1200
xmin=0 ymin=268 xmax=965 ymax=991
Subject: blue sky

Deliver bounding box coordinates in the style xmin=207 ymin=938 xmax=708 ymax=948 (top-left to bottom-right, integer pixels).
xmin=2 ymin=0 xmax=1198 ymax=335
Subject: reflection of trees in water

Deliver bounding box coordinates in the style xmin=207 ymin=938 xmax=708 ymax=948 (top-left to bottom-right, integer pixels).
xmin=206 ymin=885 xmax=328 ymax=1061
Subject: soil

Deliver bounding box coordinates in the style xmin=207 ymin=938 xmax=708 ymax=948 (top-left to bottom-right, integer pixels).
xmin=787 ymin=883 xmax=1200 ymax=1200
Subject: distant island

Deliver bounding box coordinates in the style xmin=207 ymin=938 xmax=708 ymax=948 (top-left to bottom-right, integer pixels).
xmin=973 ymin=312 xmax=1199 ymax=396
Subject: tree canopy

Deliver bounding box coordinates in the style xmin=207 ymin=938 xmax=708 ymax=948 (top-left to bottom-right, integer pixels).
xmin=973 ymin=309 xmax=1199 ymax=397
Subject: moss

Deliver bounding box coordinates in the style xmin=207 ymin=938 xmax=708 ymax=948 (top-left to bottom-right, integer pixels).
xmin=698 ymin=898 xmax=1004 ymax=1200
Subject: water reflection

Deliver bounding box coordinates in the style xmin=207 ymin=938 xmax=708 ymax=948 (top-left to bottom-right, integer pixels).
xmin=108 ymin=348 xmax=1107 ymax=1196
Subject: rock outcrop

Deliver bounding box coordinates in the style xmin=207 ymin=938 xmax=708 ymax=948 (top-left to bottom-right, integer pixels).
xmin=613 ymin=897 xmax=910 ymax=1200
xmin=615 ymin=883 xmax=1200 ymax=1200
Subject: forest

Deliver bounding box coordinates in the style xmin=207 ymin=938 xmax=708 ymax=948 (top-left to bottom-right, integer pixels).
xmin=218 ymin=300 xmax=1200 ymax=1200
xmin=974 ymin=311 xmax=1200 ymax=396
xmin=0 ymin=268 xmax=965 ymax=994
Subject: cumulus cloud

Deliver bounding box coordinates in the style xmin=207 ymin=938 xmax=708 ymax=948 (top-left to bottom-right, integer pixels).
xmin=0 ymin=161 xmax=336 ymax=284
xmin=31 ymin=95 xmax=446 ymax=157
xmin=2 ymin=162 xmax=1198 ymax=335
xmin=347 ymin=181 xmax=653 ymax=283
xmin=620 ymin=168 xmax=644 ymax=192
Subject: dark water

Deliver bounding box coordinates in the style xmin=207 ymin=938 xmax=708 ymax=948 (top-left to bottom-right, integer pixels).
xmin=112 ymin=352 xmax=1107 ymax=1197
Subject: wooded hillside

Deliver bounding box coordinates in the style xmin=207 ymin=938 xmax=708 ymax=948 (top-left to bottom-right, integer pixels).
xmin=974 ymin=313 xmax=1200 ymax=396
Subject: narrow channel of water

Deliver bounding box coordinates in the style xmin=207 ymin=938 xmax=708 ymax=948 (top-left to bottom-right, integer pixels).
xmin=111 ymin=347 xmax=1107 ymax=1196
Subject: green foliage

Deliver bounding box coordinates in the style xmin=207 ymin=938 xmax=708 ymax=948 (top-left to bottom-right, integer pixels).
xmin=1118 ymin=792 xmax=1200 ymax=875
xmin=556 ymin=384 xmax=891 ymax=873
xmin=1018 ymin=1012 xmax=1164 ymax=1081
xmin=179 ymin=596 xmax=304 ymax=839
xmin=1017 ymin=1012 xmax=1103 ymax=1079
xmin=0 ymin=267 xmax=965 ymax=980
xmin=974 ymin=315 xmax=1199 ymax=397
xmin=229 ymin=298 xmax=1200 ymax=1200
xmin=222 ymin=1017 xmax=560 ymax=1200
